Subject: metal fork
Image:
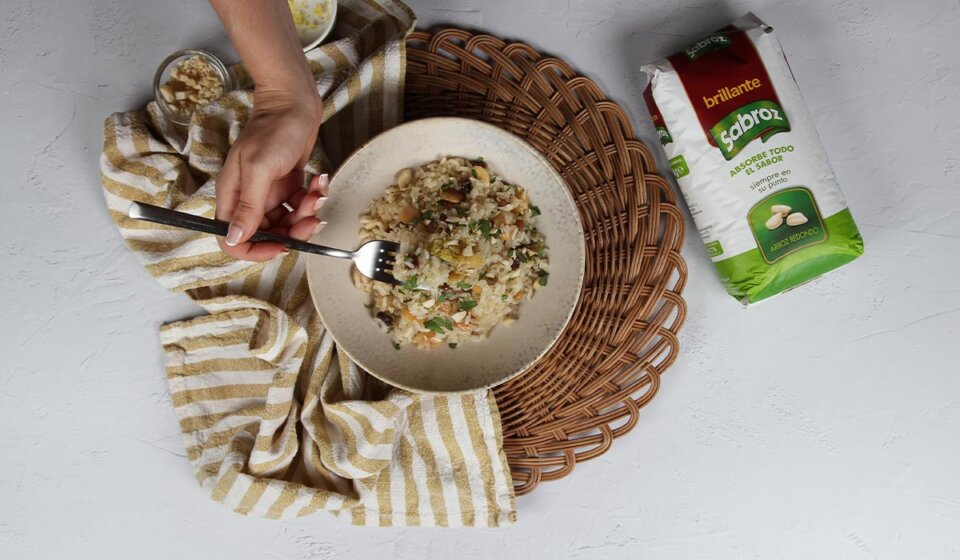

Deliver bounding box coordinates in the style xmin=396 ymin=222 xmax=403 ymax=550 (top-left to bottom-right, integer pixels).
xmin=128 ymin=202 xmax=401 ymax=285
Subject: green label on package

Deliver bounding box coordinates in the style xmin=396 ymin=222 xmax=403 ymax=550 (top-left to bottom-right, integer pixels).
xmin=705 ymin=240 xmax=724 ymax=257
xmin=748 ymin=188 xmax=826 ymax=263
xmin=669 ymin=155 xmax=690 ymax=178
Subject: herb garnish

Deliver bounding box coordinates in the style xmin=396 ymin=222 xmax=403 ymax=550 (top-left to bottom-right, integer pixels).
xmin=477 ymin=219 xmax=492 ymax=239
xmin=424 ymin=316 xmax=454 ymax=335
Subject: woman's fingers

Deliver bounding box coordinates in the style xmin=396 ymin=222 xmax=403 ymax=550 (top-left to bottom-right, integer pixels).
xmin=222 ymin=239 xmax=287 ymax=262
xmin=215 ymin=150 xmax=245 ymax=255
xmin=288 ymin=216 xmax=323 ymax=241
xmin=222 ymin=151 xmax=276 ymax=248
xmin=263 ymin=204 xmax=291 ymax=227
xmin=264 ymin=169 xmax=304 ymax=210
xmin=312 ymin=173 xmax=331 ymax=197
xmin=214 ymin=147 xmax=329 ymax=261
xmin=279 ymin=192 xmax=322 ymax=228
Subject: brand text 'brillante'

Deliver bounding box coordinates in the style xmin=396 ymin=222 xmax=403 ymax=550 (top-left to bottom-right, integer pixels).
xmin=703 ymin=78 xmax=763 ymax=109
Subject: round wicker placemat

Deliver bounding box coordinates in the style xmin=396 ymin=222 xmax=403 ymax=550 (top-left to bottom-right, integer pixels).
xmin=405 ymin=29 xmax=688 ymax=495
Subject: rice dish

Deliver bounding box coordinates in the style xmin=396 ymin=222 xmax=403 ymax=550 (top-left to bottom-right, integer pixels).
xmin=355 ymin=156 xmax=549 ymax=349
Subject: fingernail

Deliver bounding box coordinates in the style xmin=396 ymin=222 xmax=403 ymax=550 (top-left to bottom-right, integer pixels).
xmin=314 ymin=196 xmax=327 ymax=211
xmin=318 ymin=173 xmax=331 ymax=196
xmin=225 ymin=223 xmax=244 ymax=246
xmin=314 ymin=221 xmax=328 ymax=235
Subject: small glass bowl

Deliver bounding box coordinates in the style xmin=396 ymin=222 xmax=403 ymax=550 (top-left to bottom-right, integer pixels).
xmin=153 ymin=49 xmax=235 ymax=126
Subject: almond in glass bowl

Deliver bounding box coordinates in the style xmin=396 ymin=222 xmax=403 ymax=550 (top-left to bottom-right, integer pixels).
xmin=153 ymin=49 xmax=234 ymax=125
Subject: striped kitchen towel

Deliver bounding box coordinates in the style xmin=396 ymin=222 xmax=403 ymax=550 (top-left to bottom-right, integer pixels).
xmin=100 ymin=0 xmax=516 ymax=527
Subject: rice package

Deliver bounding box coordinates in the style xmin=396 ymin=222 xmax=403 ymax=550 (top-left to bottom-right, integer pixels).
xmin=642 ymin=13 xmax=864 ymax=305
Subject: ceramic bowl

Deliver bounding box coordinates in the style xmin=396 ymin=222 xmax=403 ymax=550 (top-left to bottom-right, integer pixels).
xmin=292 ymin=0 xmax=338 ymax=51
xmin=306 ymin=117 xmax=585 ymax=393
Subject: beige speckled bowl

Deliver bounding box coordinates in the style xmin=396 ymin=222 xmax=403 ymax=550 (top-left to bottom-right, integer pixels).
xmin=306 ymin=118 xmax=585 ymax=393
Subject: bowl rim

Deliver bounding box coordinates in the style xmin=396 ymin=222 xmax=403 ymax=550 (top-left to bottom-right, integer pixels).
xmin=300 ymin=0 xmax=339 ymax=52
xmin=153 ymin=49 xmax=234 ymax=126
xmin=306 ymin=116 xmax=586 ymax=394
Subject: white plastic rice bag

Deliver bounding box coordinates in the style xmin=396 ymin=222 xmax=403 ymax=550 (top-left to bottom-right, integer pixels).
xmin=643 ymin=13 xmax=864 ymax=305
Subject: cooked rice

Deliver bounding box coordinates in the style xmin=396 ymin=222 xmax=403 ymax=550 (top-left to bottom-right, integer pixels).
xmin=355 ymin=156 xmax=549 ymax=349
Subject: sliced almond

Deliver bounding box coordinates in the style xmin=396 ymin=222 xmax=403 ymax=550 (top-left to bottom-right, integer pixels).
xmin=159 ymin=85 xmax=175 ymax=103
xmin=441 ymin=188 xmax=464 ymax=203
xmin=473 ymin=165 xmax=490 ymax=184
xmin=398 ymin=205 xmax=420 ymax=224
xmin=396 ymin=168 xmax=413 ymax=188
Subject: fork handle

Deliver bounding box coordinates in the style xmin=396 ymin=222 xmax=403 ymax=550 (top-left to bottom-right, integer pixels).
xmin=128 ymin=202 xmax=354 ymax=260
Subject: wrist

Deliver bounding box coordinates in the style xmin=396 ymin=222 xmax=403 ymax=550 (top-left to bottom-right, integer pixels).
xmin=253 ymin=78 xmax=322 ymax=120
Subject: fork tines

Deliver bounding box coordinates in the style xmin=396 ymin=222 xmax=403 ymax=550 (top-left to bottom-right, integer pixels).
xmin=373 ymin=242 xmax=402 ymax=285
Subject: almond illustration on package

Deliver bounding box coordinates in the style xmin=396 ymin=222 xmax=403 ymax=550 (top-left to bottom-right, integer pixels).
xmin=642 ymin=13 xmax=864 ymax=305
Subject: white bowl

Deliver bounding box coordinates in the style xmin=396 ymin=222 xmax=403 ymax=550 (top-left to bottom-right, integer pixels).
xmin=306 ymin=117 xmax=585 ymax=393
xmin=291 ymin=0 xmax=338 ymax=52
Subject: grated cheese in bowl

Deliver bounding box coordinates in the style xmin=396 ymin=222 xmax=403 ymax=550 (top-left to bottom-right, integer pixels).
xmin=288 ymin=0 xmax=336 ymax=49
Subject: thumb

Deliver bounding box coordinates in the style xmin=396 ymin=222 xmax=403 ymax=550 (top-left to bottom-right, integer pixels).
xmin=225 ymin=165 xmax=271 ymax=246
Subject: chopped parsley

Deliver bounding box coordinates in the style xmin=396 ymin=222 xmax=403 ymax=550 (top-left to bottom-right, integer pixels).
xmin=456 ymin=280 xmax=473 ymax=290
xmin=477 ymin=219 xmax=492 ymax=239
xmin=393 ymin=342 xmax=401 ymax=350
xmin=471 ymin=168 xmax=478 ymax=178
xmin=537 ymin=270 xmax=549 ymax=286
xmin=459 ymin=300 xmax=477 ymax=311
xmin=529 ymin=204 xmax=541 ymax=217
xmin=437 ymin=291 xmax=456 ymax=302
xmin=448 ymin=343 xmax=458 ymax=349
xmin=475 ymin=156 xmax=484 ymax=162
xmin=402 ymin=276 xmax=419 ymax=291
xmin=410 ymin=209 xmax=435 ymax=226
xmin=424 ymin=316 xmax=454 ymax=335
xmin=501 ymin=294 xmax=508 ymax=301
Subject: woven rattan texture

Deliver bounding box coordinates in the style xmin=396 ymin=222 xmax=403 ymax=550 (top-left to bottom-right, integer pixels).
xmin=405 ymin=30 xmax=688 ymax=495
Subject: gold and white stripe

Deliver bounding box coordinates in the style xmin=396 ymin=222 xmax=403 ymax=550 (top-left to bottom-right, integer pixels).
xmin=99 ymin=0 xmax=516 ymax=527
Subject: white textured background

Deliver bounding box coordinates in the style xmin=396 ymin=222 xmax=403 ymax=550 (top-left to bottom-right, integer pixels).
xmin=2 ymin=0 xmax=959 ymax=558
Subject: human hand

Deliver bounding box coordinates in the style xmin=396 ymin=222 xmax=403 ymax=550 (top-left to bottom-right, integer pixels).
xmin=215 ymin=86 xmax=327 ymax=261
